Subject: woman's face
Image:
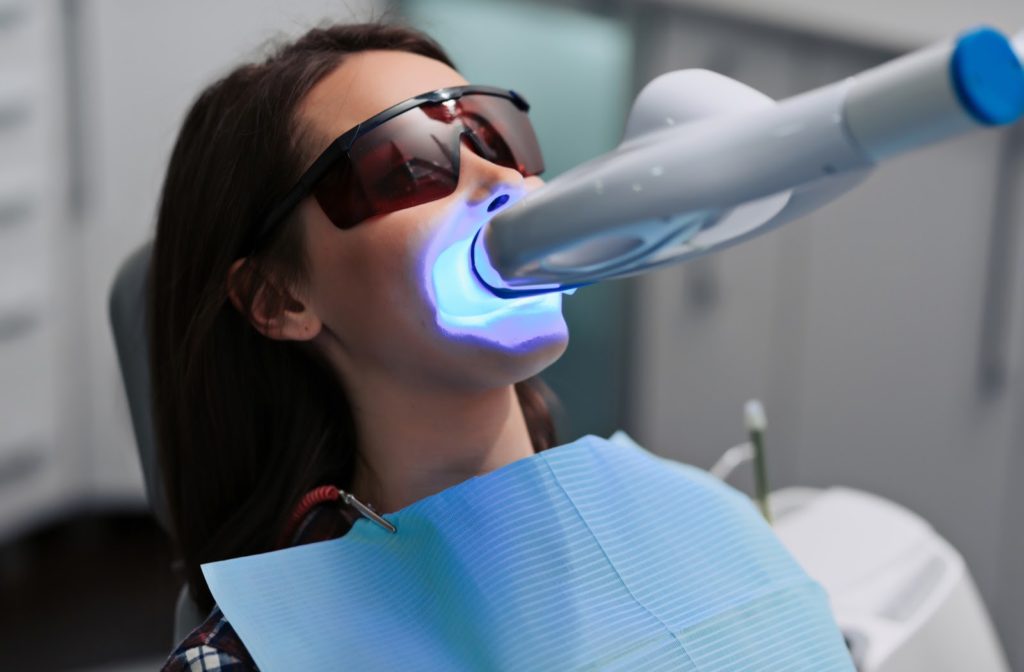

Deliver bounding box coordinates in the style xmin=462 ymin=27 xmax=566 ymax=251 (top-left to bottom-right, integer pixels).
xmin=294 ymin=50 xmax=569 ymax=391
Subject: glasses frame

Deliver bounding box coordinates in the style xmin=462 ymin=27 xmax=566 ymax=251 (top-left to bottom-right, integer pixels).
xmin=246 ymin=85 xmax=533 ymax=255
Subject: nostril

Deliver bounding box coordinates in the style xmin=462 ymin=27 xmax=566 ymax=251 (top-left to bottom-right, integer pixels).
xmin=487 ymin=194 xmax=510 ymax=212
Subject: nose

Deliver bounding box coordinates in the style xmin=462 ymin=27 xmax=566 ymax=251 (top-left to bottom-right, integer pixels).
xmin=458 ymin=136 xmax=525 ymax=211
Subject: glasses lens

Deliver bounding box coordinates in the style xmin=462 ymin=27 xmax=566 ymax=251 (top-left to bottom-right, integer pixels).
xmin=314 ymin=107 xmax=461 ymax=229
xmin=457 ymin=95 xmax=545 ymax=177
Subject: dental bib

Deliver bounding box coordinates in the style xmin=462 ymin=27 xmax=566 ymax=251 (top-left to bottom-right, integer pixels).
xmin=202 ymin=433 xmax=853 ymax=671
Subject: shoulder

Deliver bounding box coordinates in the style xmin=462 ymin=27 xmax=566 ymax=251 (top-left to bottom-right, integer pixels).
xmin=161 ymin=498 xmax=357 ymax=672
xmin=161 ymin=606 xmax=256 ymax=671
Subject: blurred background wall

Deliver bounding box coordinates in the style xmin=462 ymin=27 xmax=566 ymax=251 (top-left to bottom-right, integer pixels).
xmin=1 ymin=0 xmax=1023 ymax=669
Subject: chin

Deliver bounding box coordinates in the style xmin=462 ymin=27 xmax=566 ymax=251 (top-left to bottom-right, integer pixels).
xmin=431 ymin=306 xmax=569 ymax=387
xmin=437 ymin=297 xmax=568 ymax=351
xmin=513 ymin=328 xmax=570 ymax=381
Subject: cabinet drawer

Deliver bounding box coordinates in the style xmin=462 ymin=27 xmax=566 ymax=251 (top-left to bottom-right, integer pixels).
xmin=0 ymin=215 xmax=49 ymax=313
xmin=0 ymin=80 xmax=38 ymax=170
xmin=0 ymin=1 xmax=37 ymax=71
xmin=0 ymin=307 xmax=53 ymax=445
xmin=0 ymin=177 xmax=40 ymax=253
xmin=0 ymin=434 xmax=48 ymax=495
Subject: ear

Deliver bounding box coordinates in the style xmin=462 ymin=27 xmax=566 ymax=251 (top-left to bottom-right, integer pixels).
xmin=227 ymin=258 xmax=321 ymax=342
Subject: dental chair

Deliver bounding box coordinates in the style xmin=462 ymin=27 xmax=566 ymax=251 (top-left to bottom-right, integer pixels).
xmin=108 ymin=241 xmax=206 ymax=643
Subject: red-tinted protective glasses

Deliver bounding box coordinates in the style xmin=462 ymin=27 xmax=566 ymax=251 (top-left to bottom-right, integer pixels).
xmin=247 ymin=85 xmax=545 ymax=253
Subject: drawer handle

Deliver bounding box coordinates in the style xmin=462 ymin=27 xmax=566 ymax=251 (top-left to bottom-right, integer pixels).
xmin=0 ymin=307 xmax=37 ymax=342
xmin=0 ymin=4 xmax=25 ymax=32
xmin=0 ymin=101 xmax=30 ymax=131
xmin=0 ymin=444 xmax=44 ymax=491
xmin=977 ymin=123 xmax=1024 ymax=397
xmin=0 ymin=196 xmax=32 ymax=231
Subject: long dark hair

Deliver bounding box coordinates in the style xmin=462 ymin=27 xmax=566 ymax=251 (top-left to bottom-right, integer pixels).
xmin=149 ymin=22 xmax=558 ymax=613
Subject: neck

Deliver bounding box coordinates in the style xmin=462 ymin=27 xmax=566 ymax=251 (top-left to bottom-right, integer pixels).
xmin=346 ymin=379 xmax=535 ymax=515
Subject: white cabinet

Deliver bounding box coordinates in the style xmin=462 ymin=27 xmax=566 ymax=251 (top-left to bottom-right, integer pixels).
xmin=0 ymin=0 xmax=78 ymax=537
xmin=0 ymin=0 xmax=384 ymax=537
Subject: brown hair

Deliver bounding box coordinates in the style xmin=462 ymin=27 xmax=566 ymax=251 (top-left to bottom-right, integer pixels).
xmin=149 ymin=21 xmax=558 ymax=613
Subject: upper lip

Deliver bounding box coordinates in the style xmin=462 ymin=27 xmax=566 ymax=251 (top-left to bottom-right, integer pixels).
xmin=440 ymin=186 xmax=524 ymax=255
xmin=449 ymin=213 xmax=491 ymax=252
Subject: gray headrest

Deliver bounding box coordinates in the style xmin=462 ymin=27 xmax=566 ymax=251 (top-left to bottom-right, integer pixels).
xmin=108 ymin=241 xmax=169 ymax=531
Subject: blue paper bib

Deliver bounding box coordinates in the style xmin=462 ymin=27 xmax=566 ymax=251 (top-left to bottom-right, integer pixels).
xmin=203 ymin=432 xmax=854 ymax=671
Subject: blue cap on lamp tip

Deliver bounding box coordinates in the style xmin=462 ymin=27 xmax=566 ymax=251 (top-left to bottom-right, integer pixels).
xmin=950 ymin=26 xmax=1024 ymax=125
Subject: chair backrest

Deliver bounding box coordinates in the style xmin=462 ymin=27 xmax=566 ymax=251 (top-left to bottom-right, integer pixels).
xmin=108 ymin=241 xmax=205 ymax=641
xmin=108 ymin=241 xmax=166 ymax=529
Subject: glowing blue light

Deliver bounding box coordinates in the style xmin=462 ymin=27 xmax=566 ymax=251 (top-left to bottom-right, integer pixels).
xmin=431 ymin=232 xmax=563 ymax=330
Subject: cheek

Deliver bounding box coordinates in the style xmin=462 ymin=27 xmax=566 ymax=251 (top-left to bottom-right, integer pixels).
xmin=313 ymin=212 xmax=439 ymax=337
xmin=307 ymin=195 xmax=570 ymax=383
xmin=370 ymin=218 xmax=439 ymax=325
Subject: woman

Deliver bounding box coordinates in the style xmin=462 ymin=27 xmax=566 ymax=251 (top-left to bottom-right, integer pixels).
xmin=155 ymin=21 xmax=566 ymax=670
xmin=154 ymin=20 xmax=853 ymax=671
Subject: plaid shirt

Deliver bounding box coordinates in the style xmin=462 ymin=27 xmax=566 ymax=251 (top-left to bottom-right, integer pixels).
xmin=161 ymin=498 xmax=360 ymax=671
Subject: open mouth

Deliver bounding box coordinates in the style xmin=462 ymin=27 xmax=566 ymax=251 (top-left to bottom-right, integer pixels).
xmin=431 ymin=231 xmax=561 ymax=328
